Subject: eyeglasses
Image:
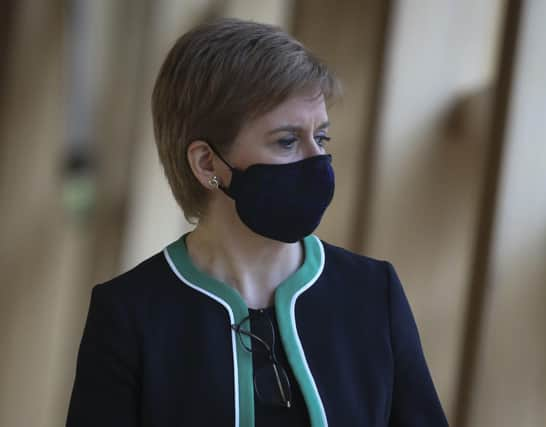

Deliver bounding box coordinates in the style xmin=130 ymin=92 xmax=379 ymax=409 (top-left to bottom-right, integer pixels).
xmin=231 ymin=310 xmax=292 ymax=408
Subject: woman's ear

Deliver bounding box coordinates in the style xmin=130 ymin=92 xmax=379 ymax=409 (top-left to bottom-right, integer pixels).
xmin=186 ymin=140 xmax=224 ymax=190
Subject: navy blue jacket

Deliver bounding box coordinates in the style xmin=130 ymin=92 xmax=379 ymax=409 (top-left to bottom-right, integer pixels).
xmin=66 ymin=232 xmax=449 ymax=426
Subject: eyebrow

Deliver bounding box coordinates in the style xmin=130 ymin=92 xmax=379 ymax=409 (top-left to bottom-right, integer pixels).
xmin=267 ymin=121 xmax=330 ymax=135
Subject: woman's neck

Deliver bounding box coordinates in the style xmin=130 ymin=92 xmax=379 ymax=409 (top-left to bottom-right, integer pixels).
xmin=185 ymin=218 xmax=303 ymax=309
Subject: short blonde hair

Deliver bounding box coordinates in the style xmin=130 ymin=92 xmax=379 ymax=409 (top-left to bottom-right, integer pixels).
xmin=151 ymin=18 xmax=341 ymax=224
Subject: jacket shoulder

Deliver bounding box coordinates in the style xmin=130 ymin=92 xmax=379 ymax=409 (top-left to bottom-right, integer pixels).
xmin=91 ymin=249 xmax=173 ymax=303
xmin=317 ymin=238 xmax=397 ymax=304
xmin=319 ymin=238 xmax=389 ymax=275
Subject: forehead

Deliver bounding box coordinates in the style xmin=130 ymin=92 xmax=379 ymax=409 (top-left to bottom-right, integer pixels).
xmin=248 ymin=92 xmax=328 ymax=130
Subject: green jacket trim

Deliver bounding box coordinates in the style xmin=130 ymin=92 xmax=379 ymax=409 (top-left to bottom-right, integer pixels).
xmin=164 ymin=232 xmax=327 ymax=427
xmin=275 ymin=234 xmax=328 ymax=426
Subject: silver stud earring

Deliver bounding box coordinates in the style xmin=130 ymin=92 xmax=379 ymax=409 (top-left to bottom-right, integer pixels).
xmin=208 ymin=175 xmax=219 ymax=189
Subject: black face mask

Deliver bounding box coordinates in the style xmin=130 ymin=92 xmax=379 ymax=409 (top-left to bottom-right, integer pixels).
xmin=209 ymin=144 xmax=335 ymax=243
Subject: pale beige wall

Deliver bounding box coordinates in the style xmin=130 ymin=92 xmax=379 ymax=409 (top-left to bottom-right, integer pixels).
xmin=363 ymin=0 xmax=503 ymax=421
xmin=468 ymin=1 xmax=546 ymax=425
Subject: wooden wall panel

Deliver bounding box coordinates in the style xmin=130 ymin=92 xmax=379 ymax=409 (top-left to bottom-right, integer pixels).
xmin=467 ymin=1 xmax=546 ymax=425
xmin=0 ymin=2 xmax=65 ymax=426
xmin=292 ymin=0 xmax=388 ymax=250
xmin=362 ymin=0 xmax=503 ymax=421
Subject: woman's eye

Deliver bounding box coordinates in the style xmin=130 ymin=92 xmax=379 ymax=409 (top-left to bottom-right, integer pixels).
xmin=314 ymin=135 xmax=331 ymax=147
xmin=277 ymin=137 xmax=297 ymax=149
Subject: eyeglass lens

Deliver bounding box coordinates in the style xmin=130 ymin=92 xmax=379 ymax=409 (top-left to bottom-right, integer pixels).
xmin=254 ymin=361 xmax=292 ymax=407
xmin=234 ymin=309 xmax=292 ymax=408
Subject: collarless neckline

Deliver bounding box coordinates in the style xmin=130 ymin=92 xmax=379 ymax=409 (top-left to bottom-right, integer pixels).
xmin=166 ymin=232 xmax=321 ymax=312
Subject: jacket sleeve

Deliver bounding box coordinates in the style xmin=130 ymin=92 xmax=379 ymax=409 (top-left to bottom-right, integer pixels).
xmin=385 ymin=261 xmax=449 ymax=426
xmin=66 ymin=283 xmax=140 ymax=426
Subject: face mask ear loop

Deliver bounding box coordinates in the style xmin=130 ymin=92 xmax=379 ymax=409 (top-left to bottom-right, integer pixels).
xmin=207 ymin=142 xmax=235 ymax=171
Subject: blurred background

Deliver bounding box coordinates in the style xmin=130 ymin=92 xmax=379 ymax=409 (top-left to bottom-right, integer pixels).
xmin=0 ymin=0 xmax=544 ymax=426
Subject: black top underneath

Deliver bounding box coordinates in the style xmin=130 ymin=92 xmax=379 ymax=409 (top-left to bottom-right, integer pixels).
xmin=248 ymin=306 xmax=310 ymax=427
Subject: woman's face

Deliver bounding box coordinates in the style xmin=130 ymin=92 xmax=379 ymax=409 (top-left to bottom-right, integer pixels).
xmin=220 ymin=90 xmax=331 ymax=172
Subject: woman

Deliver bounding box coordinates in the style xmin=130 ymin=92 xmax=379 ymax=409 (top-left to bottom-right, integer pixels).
xmin=66 ymin=18 xmax=448 ymax=427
